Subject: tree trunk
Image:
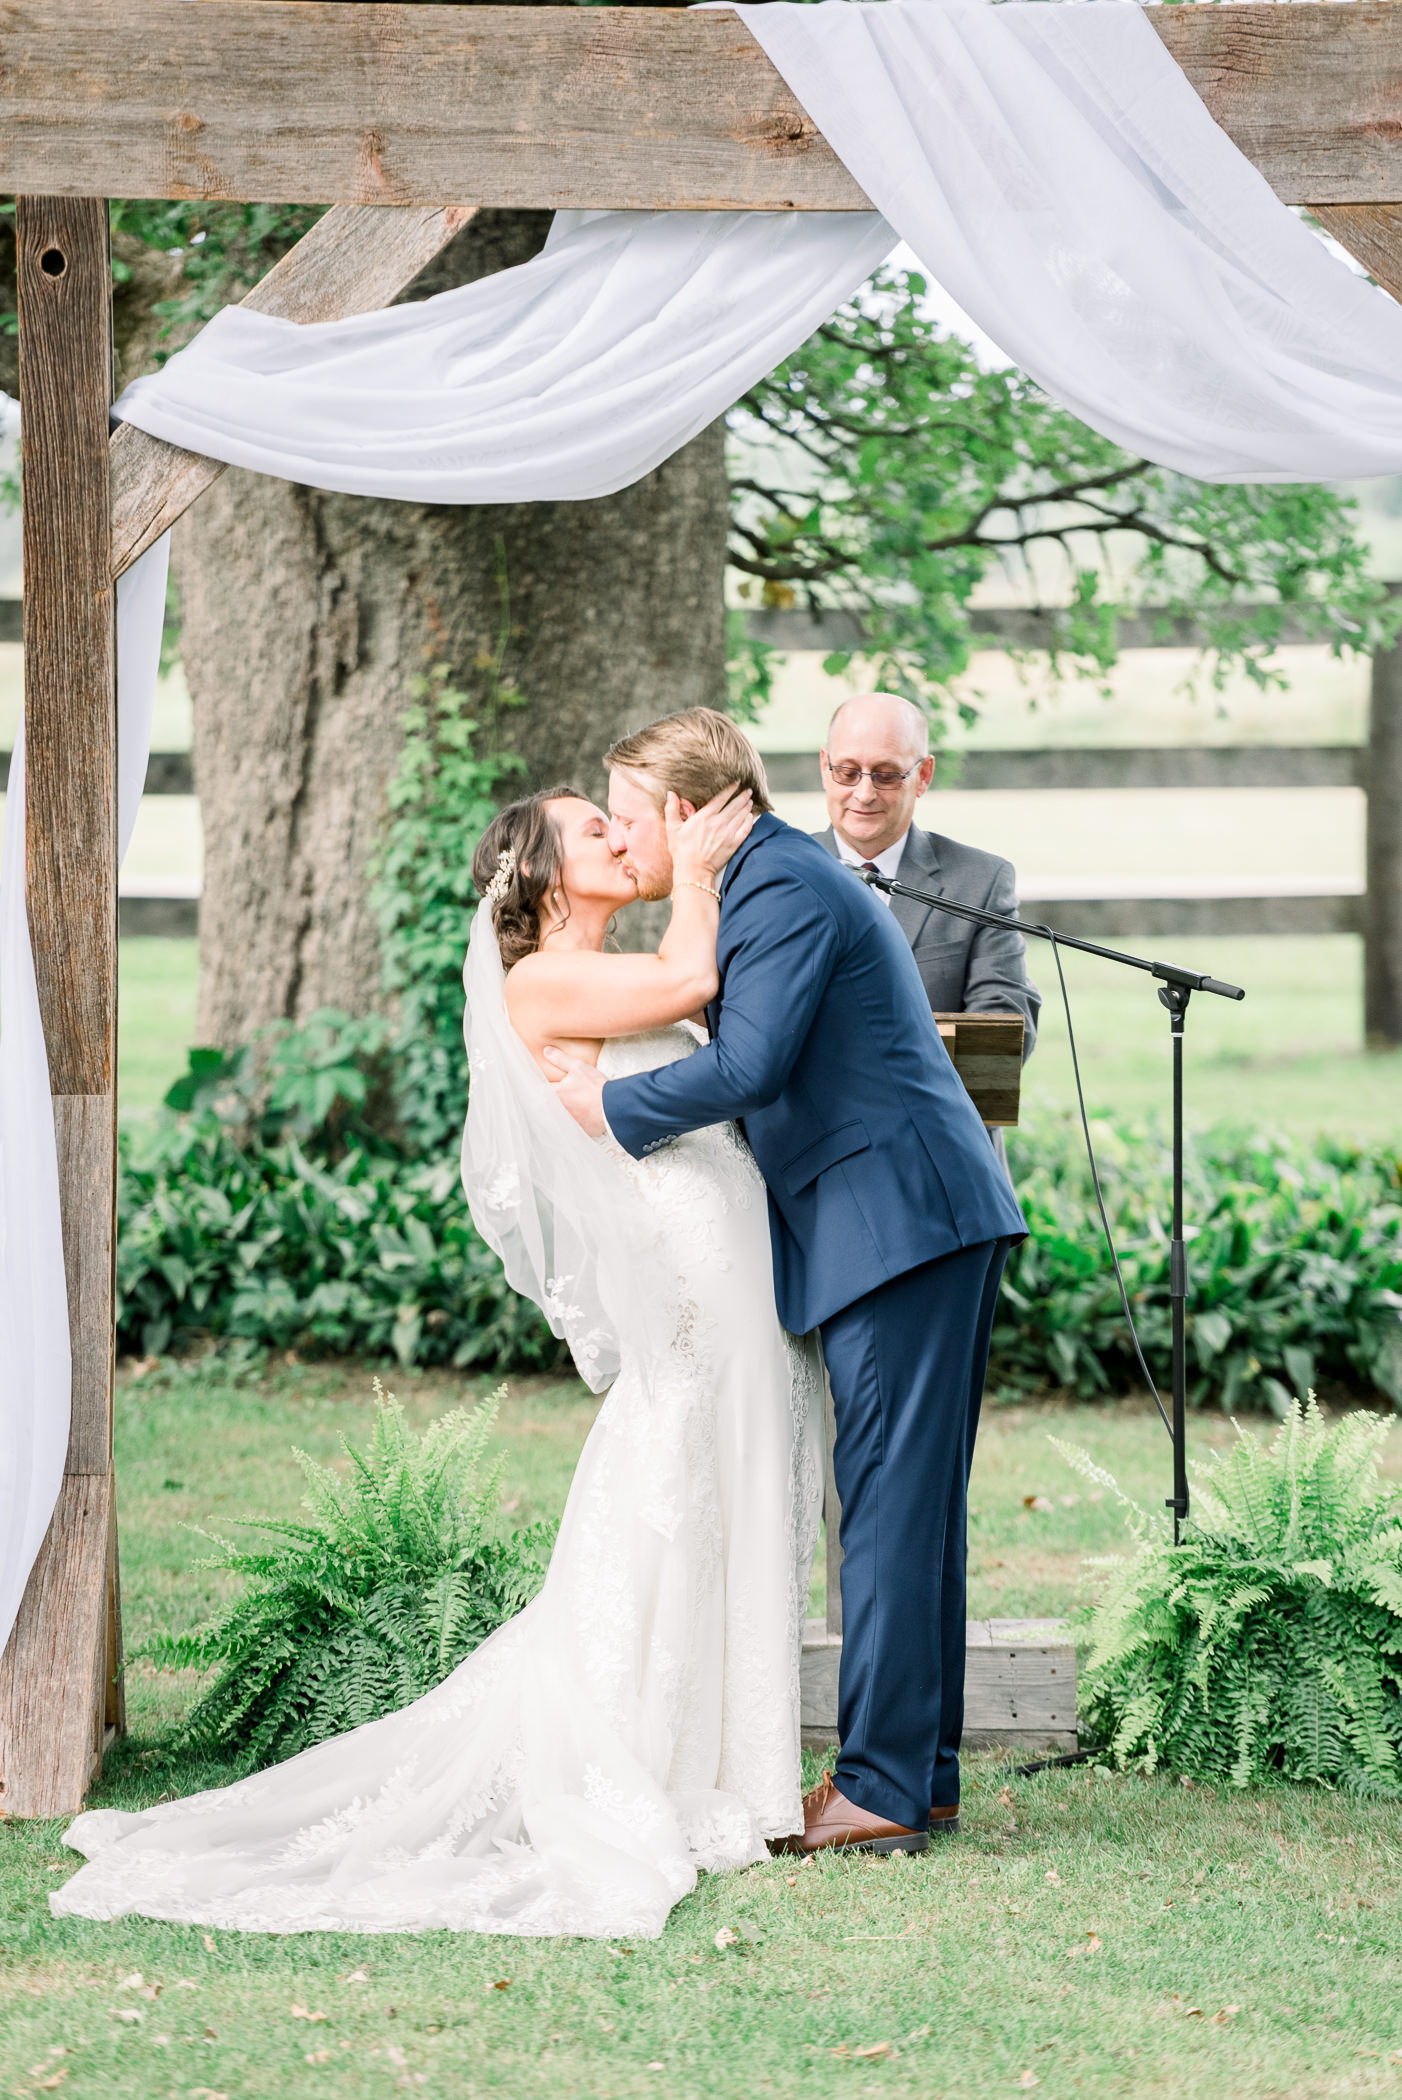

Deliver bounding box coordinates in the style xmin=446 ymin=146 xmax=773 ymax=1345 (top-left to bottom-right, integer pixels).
xmin=1365 ymin=626 xmax=1402 ymax=1046
xmin=175 ymin=209 xmax=728 ymax=1044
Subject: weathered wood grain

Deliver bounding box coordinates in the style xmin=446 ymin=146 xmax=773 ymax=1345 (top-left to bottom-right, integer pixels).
xmin=18 ymin=197 xmax=116 ymax=1098
xmin=0 ymin=4 xmax=870 ymax=211
xmin=1155 ymin=4 xmax=1402 ymax=207
xmin=1312 ymin=201 xmax=1402 ymax=300
xmin=5 ymin=3 xmax=1402 ymax=211
xmin=9 ymin=200 xmax=124 ymax=1820
xmin=54 ymin=1095 xmax=116 ymax=1476
xmin=111 ymin=202 xmax=478 ymax=578
xmin=800 ymin=1619 xmax=1078 ymax=1754
xmin=0 ymin=1474 xmax=113 ymax=1817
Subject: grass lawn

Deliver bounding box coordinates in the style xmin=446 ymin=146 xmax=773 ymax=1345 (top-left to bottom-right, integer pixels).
xmin=4 ymin=1359 xmax=1402 ymax=2099
xmin=118 ymin=939 xmax=199 ymax=1119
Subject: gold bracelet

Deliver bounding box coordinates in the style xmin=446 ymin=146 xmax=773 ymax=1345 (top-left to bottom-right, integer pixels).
xmin=676 ymin=878 xmax=722 ymax=904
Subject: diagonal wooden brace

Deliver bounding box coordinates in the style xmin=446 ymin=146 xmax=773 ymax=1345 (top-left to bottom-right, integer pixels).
xmin=111 ymin=202 xmax=478 ymax=578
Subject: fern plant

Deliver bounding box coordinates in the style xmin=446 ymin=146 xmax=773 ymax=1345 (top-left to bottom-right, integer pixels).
xmin=143 ymin=1381 xmax=553 ymax=1771
xmin=1058 ymin=1399 xmax=1402 ymax=1795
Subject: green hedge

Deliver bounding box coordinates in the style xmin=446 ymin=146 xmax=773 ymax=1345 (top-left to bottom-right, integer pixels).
xmin=116 ymin=1106 xmax=1402 ymax=1411
xmin=999 ymin=1118 xmax=1402 ymax=1412
xmin=117 ymin=1111 xmax=560 ymax=1373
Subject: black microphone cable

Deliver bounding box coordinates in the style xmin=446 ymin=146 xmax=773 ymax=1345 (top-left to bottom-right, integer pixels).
xmin=1034 ymin=928 xmax=1172 ymax=1441
xmin=854 ymin=861 xmax=1174 ymax=1440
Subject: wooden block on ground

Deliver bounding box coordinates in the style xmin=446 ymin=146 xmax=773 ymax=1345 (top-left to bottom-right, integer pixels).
xmin=800 ymin=1616 xmax=1077 ymax=1754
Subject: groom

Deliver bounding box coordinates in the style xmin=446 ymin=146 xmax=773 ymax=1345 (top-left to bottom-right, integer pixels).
xmin=549 ymin=708 xmax=1026 ymax=1854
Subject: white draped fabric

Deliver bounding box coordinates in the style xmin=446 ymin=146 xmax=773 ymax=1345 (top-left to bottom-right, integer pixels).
xmin=8 ymin=0 xmax=1402 ymax=1660
xmin=741 ymin=0 xmax=1402 ymax=483
xmin=0 ymin=537 xmax=168 ymax=1656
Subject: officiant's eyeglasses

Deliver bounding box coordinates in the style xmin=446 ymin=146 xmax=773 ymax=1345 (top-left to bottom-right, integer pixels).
xmin=824 ymin=759 xmax=923 ymax=792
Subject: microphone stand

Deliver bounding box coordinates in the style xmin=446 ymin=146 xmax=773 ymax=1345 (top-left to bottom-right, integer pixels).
xmin=859 ymin=868 xmax=1245 ymax=1543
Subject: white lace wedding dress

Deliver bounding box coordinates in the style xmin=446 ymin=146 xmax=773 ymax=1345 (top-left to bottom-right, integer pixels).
xmin=53 ymin=1025 xmax=824 ymax=1941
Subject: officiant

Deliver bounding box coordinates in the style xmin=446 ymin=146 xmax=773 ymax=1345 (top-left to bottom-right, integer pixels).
xmin=814 ymin=693 xmax=1041 ymax=1129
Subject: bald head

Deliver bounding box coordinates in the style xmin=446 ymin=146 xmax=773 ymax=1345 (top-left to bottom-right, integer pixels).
xmin=826 ymin=692 xmax=930 ymax=762
xmin=821 ymin=691 xmax=936 ymax=858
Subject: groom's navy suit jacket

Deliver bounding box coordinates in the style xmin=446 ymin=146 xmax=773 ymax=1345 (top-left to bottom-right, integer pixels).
xmin=601 ymin=812 xmax=1026 ymax=1335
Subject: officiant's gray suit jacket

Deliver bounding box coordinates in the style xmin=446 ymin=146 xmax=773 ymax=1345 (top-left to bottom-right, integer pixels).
xmin=815 ymin=824 xmax=1041 ymax=1058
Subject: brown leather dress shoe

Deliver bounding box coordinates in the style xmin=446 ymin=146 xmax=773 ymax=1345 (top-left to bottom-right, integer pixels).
xmin=928 ymin=1804 xmax=960 ymax=1835
xmin=775 ymin=1772 xmax=929 ymax=1857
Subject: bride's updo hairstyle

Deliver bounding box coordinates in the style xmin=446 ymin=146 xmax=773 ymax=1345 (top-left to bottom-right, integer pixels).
xmin=473 ymin=786 xmax=588 ymax=970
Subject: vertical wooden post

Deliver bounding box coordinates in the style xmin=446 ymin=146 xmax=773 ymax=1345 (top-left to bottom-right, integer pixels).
xmin=0 ymin=197 xmax=121 ymax=1818
xmin=1366 ymin=624 xmax=1402 ymax=1048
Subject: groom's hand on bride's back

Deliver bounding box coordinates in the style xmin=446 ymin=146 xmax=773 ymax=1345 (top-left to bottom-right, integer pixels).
xmin=544 ymin=1048 xmax=609 ymax=1138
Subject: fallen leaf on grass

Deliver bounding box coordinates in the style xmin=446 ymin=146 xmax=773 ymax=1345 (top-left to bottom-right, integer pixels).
xmin=203 ymin=2026 xmax=218 ymax=2040
xmin=202 ymin=1935 xmax=216 ymax=1953
xmin=714 ymin=1927 xmax=740 ymax=1950
xmin=1067 ymin=1934 xmax=1102 ymax=1959
xmin=487 ymin=1979 xmax=511 ymax=1991
xmin=1214 ymin=2006 xmax=1240 ymax=2026
xmin=339 ymin=1970 xmax=370 ymax=1985
xmin=1022 ymin=1496 xmax=1054 ymax=1513
xmin=1169 ymin=1998 xmax=1204 ymax=2018
xmin=290 ymin=2004 xmax=328 ymax=2023
xmin=152 ymin=2035 xmax=170 ymax=2049
xmin=305 ymin=2050 xmax=333 ymax=2065
xmin=174 ymin=1980 xmax=198 ymax=1992
xmin=34 ymin=2071 xmax=68 ymax=2090
xmin=1044 ymin=1871 xmax=1061 ymax=1886
xmin=109 ymin=2009 xmax=143 ymax=2024
xmin=1017 ymin=2075 xmax=1040 ymax=2090
xmin=644 ymin=2064 xmax=665 ymax=2072
xmin=833 ymin=2041 xmax=892 ymax=2061
xmin=995 ymin=1788 xmax=1016 ymax=1811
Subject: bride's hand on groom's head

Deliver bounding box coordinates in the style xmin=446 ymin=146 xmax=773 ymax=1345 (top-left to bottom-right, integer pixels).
xmin=666 ymin=783 xmax=754 ymax=888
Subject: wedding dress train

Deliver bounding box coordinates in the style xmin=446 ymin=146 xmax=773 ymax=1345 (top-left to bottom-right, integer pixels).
xmin=53 ymin=1026 xmax=824 ymax=1940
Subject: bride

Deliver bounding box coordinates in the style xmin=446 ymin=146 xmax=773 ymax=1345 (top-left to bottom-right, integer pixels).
xmin=52 ymin=779 xmax=824 ymax=1941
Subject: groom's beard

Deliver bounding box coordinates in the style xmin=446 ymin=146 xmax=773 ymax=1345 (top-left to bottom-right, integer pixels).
xmin=623 ymin=863 xmax=673 ymax=904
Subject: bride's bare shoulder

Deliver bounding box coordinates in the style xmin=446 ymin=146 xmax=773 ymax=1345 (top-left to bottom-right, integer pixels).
xmin=503 ymin=946 xmax=603 ymax=1014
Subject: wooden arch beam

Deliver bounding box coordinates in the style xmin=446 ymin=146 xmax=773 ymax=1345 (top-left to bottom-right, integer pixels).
xmin=2 ymin=2 xmax=1402 ymax=212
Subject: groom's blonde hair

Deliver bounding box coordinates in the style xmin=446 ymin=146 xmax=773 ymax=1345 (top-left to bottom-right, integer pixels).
xmin=605 ymin=708 xmax=774 ymax=815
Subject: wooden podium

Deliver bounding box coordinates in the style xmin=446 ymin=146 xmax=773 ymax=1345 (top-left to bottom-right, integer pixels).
xmin=932 ymin=1010 xmax=1026 ymax=1127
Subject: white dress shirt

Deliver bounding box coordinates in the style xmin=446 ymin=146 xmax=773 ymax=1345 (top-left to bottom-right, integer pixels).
xmin=832 ymin=827 xmax=910 ymax=907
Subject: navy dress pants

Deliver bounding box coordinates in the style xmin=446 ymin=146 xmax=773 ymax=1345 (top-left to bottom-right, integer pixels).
xmin=819 ymin=1236 xmax=1012 ymax=1829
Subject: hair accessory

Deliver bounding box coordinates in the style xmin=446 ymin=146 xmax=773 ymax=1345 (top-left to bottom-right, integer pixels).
xmin=484 ymin=848 xmax=517 ymax=905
